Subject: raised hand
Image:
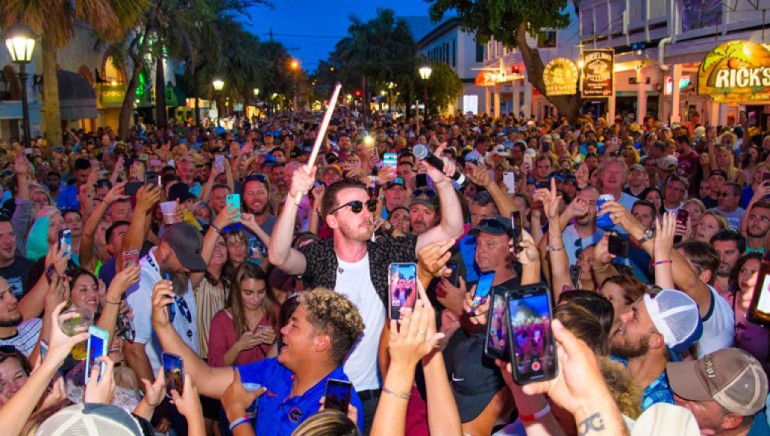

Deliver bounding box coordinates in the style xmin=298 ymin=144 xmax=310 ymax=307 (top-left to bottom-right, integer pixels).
xmin=515 ymin=230 xmax=539 ymax=266
xmin=140 ymin=367 xmax=167 ymax=407
xmin=417 ymin=240 xmax=454 ymax=278
xmin=84 ymin=356 xmax=116 ymax=404
xmin=289 ymin=164 xmax=317 ymax=198
xmin=150 ymin=280 xmax=174 ymax=329
xmin=654 ymin=212 xmax=677 ymax=261
xmin=221 ymin=368 xmax=266 ymax=422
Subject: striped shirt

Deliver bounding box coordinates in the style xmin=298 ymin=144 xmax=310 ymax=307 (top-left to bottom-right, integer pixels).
xmin=194 ymin=278 xmax=229 ymax=359
xmin=0 ymin=318 xmax=42 ymax=357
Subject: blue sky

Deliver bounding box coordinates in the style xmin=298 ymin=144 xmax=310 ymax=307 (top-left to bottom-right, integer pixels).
xmin=244 ymin=0 xmax=434 ymax=73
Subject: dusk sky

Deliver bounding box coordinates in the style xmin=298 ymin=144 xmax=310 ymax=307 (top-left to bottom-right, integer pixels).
xmin=244 ymin=0 xmax=436 ymax=73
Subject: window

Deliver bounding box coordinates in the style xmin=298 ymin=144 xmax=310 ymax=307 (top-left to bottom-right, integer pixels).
xmin=476 ymin=42 xmax=484 ymax=63
xmin=452 ymin=39 xmax=456 ymax=67
xmin=538 ymin=30 xmax=557 ymax=48
xmin=445 ymin=42 xmax=449 ymax=64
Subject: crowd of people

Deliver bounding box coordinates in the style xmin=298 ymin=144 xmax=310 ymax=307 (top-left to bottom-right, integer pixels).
xmin=0 ymin=106 xmax=767 ymax=436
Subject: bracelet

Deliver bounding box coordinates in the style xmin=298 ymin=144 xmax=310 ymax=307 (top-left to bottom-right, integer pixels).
xmin=210 ymin=223 xmax=223 ymax=234
xmin=654 ymin=259 xmax=673 ymax=266
xmin=547 ymin=244 xmax=564 ymax=252
xmin=105 ymin=299 xmax=121 ymax=305
xmin=591 ymin=259 xmax=611 ymax=273
xmin=519 ymin=404 xmax=551 ymax=422
xmin=382 ymin=386 xmax=411 ymax=400
xmin=229 ymin=416 xmax=251 ymax=431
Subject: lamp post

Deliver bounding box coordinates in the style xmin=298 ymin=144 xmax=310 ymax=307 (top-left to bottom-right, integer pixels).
xmin=212 ymin=78 xmax=224 ymax=126
xmin=4 ymin=23 xmax=36 ymax=146
xmin=418 ymin=65 xmax=432 ymax=118
xmin=290 ymin=59 xmax=299 ymax=114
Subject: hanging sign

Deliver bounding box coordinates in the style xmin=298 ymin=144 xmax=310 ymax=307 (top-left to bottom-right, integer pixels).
xmin=543 ymin=58 xmax=578 ymax=96
xmin=697 ymin=40 xmax=770 ymax=103
xmin=581 ymin=49 xmax=614 ymax=97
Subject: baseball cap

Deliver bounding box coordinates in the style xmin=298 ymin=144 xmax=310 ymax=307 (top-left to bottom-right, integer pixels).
xmin=162 ymin=222 xmax=207 ymax=271
xmin=657 ymin=155 xmax=678 ymax=171
xmin=262 ymin=154 xmax=277 ymax=165
xmin=386 ymin=177 xmax=406 ymax=190
xmin=490 ymin=144 xmax=511 ymax=157
xmin=167 ymin=183 xmax=196 ymax=203
xmin=409 ymin=189 xmax=439 ymax=210
xmin=642 ymin=289 xmax=702 ymax=361
xmin=630 ymin=164 xmax=645 ymax=173
xmin=450 ymin=335 xmax=505 ymax=422
xmin=468 ymin=215 xmax=513 ymax=238
xmin=667 ymin=348 xmax=769 ymax=416
xmin=710 ymin=169 xmax=728 ymax=179
xmin=37 ymin=403 xmax=153 ymax=435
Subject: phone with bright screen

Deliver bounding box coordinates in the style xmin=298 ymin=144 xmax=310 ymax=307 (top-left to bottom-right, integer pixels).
xmin=163 ymin=352 xmax=184 ymax=398
xmin=485 ymin=287 xmax=510 ymax=361
xmin=58 ymin=229 xmax=72 ymax=257
xmin=383 ymin=152 xmax=397 ymax=168
xmin=226 ymin=194 xmax=241 ymax=222
xmin=510 ymin=211 xmax=522 ymax=255
xmin=389 ymin=263 xmax=417 ymax=320
xmin=85 ymin=326 xmax=109 ymax=384
xmin=506 ymin=285 xmax=558 ymax=385
xmin=471 ymin=271 xmax=495 ymax=312
xmin=324 ymin=379 xmax=353 ymax=413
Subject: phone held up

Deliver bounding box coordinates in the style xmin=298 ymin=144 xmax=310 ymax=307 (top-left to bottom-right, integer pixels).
xmin=324 ymin=379 xmax=353 ymax=413
xmin=510 ymin=211 xmax=523 ymax=255
xmin=85 ymin=326 xmax=109 ymax=384
xmin=58 ymin=228 xmax=72 ymax=257
xmin=607 ymin=233 xmax=629 ymax=259
xmin=226 ymin=193 xmax=241 ymax=222
xmin=748 ymin=261 xmax=770 ymax=327
xmin=506 ymin=284 xmax=558 ymax=385
xmin=162 ymin=352 xmax=185 ymax=398
xmin=674 ymin=209 xmax=689 ymax=243
xmin=484 ymin=287 xmax=510 ymax=361
xmin=389 ymin=263 xmax=417 ymax=321
xmin=470 ymin=271 xmax=495 ymax=315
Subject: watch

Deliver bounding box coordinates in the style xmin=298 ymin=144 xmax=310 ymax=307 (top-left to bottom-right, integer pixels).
xmin=637 ymin=228 xmax=655 ymax=245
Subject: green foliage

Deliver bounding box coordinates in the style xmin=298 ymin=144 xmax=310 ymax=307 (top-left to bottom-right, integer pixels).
xmin=428 ymin=0 xmax=571 ymax=47
xmin=425 ymin=61 xmax=463 ymax=113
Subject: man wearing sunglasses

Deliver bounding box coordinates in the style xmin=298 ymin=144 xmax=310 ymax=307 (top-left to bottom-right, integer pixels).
xmin=269 ymin=156 xmax=463 ymax=432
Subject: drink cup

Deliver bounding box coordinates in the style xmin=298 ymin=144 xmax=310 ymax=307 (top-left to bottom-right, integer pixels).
xmin=160 ymin=201 xmax=177 ymax=225
xmin=58 ymin=307 xmax=94 ymax=360
xmin=596 ymin=194 xmax=617 ymax=231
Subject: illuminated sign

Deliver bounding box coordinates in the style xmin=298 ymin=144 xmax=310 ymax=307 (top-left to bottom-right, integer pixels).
xmin=475 ymin=71 xmax=498 ymax=87
xmin=543 ymin=58 xmax=578 ymax=96
xmin=698 ymin=40 xmax=770 ymax=102
xmin=581 ymin=49 xmax=614 ymax=97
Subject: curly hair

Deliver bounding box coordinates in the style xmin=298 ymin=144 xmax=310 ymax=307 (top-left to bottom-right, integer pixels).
xmin=299 ymin=288 xmax=365 ymax=365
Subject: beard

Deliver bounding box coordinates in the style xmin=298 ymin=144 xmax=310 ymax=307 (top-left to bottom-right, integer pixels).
xmin=0 ymin=313 xmax=22 ymax=328
xmin=610 ymin=333 xmax=650 ymax=359
xmin=748 ymin=226 xmax=768 ymax=239
xmin=172 ymin=271 xmax=190 ymax=295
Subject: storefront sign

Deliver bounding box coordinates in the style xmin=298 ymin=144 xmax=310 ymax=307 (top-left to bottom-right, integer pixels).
xmin=475 ymin=71 xmax=498 ymax=87
xmin=100 ymin=84 xmax=126 ymax=106
xmin=543 ymin=58 xmax=578 ymax=96
xmin=581 ymin=49 xmax=614 ymax=98
xmin=698 ymin=40 xmax=770 ymax=103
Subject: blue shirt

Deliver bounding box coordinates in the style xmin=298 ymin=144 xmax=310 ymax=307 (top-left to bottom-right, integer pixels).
xmin=57 ymin=184 xmax=80 ymax=210
xmin=236 ymin=358 xmax=364 ymax=434
xmin=612 ymin=356 xmax=674 ymax=411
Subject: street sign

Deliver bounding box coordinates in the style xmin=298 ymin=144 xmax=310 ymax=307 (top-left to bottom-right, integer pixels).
xmin=581 ymin=49 xmax=614 ymax=98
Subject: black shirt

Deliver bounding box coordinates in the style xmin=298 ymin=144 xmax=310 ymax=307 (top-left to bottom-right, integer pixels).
xmin=0 ymin=256 xmax=34 ymax=299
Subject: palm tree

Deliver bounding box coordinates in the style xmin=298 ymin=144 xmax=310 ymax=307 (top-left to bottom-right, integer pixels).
xmin=1 ymin=0 xmax=148 ymax=147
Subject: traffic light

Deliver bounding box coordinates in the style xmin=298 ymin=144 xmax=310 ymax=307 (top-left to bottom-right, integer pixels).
xmin=631 ymin=42 xmax=646 ymax=55
xmin=354 ymin=90 xmax=361 ymax=98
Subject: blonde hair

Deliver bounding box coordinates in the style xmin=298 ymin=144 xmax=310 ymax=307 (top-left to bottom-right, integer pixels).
xmin=292 ymin=409 xmax=360 ymax=436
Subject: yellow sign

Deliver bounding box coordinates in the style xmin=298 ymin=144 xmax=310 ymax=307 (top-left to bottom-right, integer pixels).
xmin=475 ymin=71 xmax=497 ymax=87
xmin=698 ymin=40 xmax=770 ymax=103
xmin=543 ymin=58 xmax=578 ymax=96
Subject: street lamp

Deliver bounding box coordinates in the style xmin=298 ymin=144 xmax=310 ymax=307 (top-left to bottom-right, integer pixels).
xmin=289 ymin=59 xmax=299 ymax=114
xmin=5 ymin=23 xmax=36 ymax=146
xmin=212 ymin=78 xmax=224 ymax=125
xmin=419 ymin=65 xmax=432 ymax=117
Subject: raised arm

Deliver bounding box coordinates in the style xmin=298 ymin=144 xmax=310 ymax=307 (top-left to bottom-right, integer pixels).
xmin=416 ymin=157 xmax=464 ymax=251
xmin=96 ymin=265 xmax=140 ymax=344
xmin=653 ymin=212 xmax=677 ymax=290
xmin=267 ymin=165 xmax=313 ymax=276
xmin=81 ymin=182 xmax=126 ymax=272
xmin=465 ymin=162 xmax=516 ymax=217
xmin=191 ymin=206 xmax=237 ymax=288
xmin=537 ymin=179 xmax=570 ymax=298
xmin=118 ymin=184 xmax=160 ymax=271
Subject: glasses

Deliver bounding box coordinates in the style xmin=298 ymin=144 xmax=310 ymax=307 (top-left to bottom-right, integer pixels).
xmin=412 ymin=189 xmax=437 ymax=200
xmin=329 ymin=200 xmax=378 ymax=215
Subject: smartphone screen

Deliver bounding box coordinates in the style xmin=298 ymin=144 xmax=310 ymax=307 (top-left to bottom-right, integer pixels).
xmin=446 ymin=261 xmax=460 ymax=287
xmin=383 ymin=152 xmax=397 ymax=168
xmin=503 ymin=172 xmax=516 ymax=194
xmin=85 ymin=326 xmax=108 ymax=383
xmin=471 ymin=271 xmax=496 ymax=311
xmin=569 ymin=265 xmax=583 ymax=289
xmin=123 ymin=249 xmax=139 ymax=268
xmin=58 ymin=229 xmax=72 ymax=257
xmin=763 ymin=172 xmax=770 ymax=183
xmin=608 ymin=234 xmax=629 ymax=258
xmin=416 ymin=173 xmax=428 ymax=188
xmin=324 ymin=379 xmax=353 ymax=413
xmin=507 ymin=285 xmax=558 ymax=384
xmin=674 ymin=209 xmax=689 ymax=243
xmin=389 ymin=263 xmax=417 ymax=320
xmin=485 ymin=288 xmax=509 ymax=361
xmin=124 ymin=181 xmax=143 ymax=196
xmin=145 ymin=172 xmax=160 ymax=187
xmin=163 ymin=352 xmax=184 ymax=398
xmin=226 ymin=194 xmax=241 ymax=222
xmin=510 ymin=211 xmax=522 ymax=255
xmin=214 ymin=155 xmax=225 ymax=173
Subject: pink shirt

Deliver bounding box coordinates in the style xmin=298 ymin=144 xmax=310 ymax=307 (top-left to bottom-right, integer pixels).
xmin=207 ymin=308 xmax=278 ymax=367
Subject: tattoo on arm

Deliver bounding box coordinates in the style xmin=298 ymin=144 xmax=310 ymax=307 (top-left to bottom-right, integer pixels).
xmin=578 ymin=412 xmax=605 ymax=435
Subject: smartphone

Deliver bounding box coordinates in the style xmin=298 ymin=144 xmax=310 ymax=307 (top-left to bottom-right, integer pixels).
xmin=416 ymin=173 xmax=428 ymax=188
xmin=214 ymin=154 xmax=225 ymax=174
xmin=45 ymin=264 xmax=57 ymax=284
xmin=569 ymin=265 xmax=583 ymax=289
xmin=674 ymin=209 xmax=689 ymax=243
xmin=506 ymin=284 xmax=558 ymax=385
xmin=226 ymin=194 xmax=241 ymax=222
xmin=58 ymin=229 xmax=72 ymax=257
xmin=383 ymin=152 xmax=397 ymax=168
xmin=763 ymin=172 xmax=770 ymax=183
xmin=389 ymin=263 xmax=418 ymax=320
xmin=324 ymin=379 xmax=353 ymax=413
xmin=484 ymin=287 xmax=510 ymax=361
xmin=123 ymin=249 xmax=139 ymax=268
xmin=510 ymin=211 xmax=523 ymax=255
xmin=503 ymin=172 xmax=516 ymax=194
xmin=523 ymin=153 xmax=533 ymax=169
xmin=85 ymin=326 xmax=109 ymax=384
xmin=248 ymin=235 xmax=266 ymax=259
xmin=145 ymin=171 xmax=160 ymax=187
xmin=40 ymin=339 xmax=48 ymax=362
xmin=471 ymin=271 xmax=496 ymax=313
xmin=446 ymin=261 xmax=461 ymax=287
xmin=124 ymin=181 xmax=143 ymax=196
xmin=162 ymin=352 xmax=184 ymax=398
xmin=608 ymin=233 xmax=629 ymax=259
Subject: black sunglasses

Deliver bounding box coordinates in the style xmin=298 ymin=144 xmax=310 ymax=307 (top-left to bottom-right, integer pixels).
xmin=478 ymin=218 xmax=509 ymax=231
xmin=244 ymin=174 xmax=269 ymax=183
xmin=412 ymin=189 xmax=437 ymax=200
xmin=330 ymin=199 xmax=378 ymax=215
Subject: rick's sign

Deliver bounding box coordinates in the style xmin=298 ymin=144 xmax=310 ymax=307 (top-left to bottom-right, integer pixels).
xmin=698 ymin=40 xmax=770 ymax=103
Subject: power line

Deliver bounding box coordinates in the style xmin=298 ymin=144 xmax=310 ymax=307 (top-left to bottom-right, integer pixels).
xmin=263 ymin=32 xmax=345 ymax=40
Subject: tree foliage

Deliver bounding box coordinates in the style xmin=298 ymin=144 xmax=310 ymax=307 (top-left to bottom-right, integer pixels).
xmin=427 ymin=0 xmax=583 ymax=122
xmin=424 ymin=61 xmax=463 ymax=114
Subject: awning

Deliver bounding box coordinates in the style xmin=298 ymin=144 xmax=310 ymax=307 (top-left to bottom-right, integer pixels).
xmin=41 ymin=70 xmax=98 ymax=120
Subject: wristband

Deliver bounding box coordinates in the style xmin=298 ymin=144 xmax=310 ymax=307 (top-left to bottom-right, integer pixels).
xmin=382 ymin=386 xmax=411 ymax=400
xmin=105 ymin=299 xmax=121 ymax=305
xmin=519 ymin=404 xmax=551 ymax=422
xmin=210 ymin=223 xmax=224 ymax=234
xmin=547 ymin=244 xmax=564 ymax=252
xmin=229 ymin=416 xmax=251 ymax=431
xmin=653 ymin=259 xmax=673 ymax=266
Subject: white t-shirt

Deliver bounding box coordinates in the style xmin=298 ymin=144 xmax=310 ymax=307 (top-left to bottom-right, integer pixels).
xmin=562 ymin=225 xmax=604 ymax=265
xmin=335 ymin=254 xmax=385 ymax=392
xmin=698 ymin=285 xmax=735 ymax=358
xmin=125 ymin=248 xmax=199 ymax=373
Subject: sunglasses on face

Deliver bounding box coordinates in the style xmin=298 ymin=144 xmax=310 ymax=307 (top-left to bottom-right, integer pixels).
xmin=330 ymin=199 xmax=378 ymax=215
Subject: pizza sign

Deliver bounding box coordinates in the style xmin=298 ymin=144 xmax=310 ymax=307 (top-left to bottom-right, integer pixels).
xmin=581 ymin=49 xmax=614 ymax=98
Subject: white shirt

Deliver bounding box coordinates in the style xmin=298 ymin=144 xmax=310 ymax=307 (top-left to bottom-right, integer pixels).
xmin=698 ymin=285 xmax=735 ymax=358
xmin=125 ymin=247 xmax=199 ymax=373
xmin=335 ymin=254 xmax=385 ymax=392
xmin=562 ymin=225 xmax=604 ymax=265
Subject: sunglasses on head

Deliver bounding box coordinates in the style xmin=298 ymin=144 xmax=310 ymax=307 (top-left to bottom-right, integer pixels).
xmin=244 ymin=174 xmax=269 ymax=183
xmin=478 ymin=218 xmax=510 ymax=232
xmin=330 ymin=199 xmax=378 ymax=215
xmin=412 ymin=189 xmax=437 ymax=200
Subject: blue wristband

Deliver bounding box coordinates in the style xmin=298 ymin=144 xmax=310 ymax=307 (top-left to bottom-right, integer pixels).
xmin=229 ymin=416 xmax=251 ymax=431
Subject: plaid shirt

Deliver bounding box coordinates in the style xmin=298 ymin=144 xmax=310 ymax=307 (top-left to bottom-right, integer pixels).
xmin=641 ymin=370 xmax=675 ymax=411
